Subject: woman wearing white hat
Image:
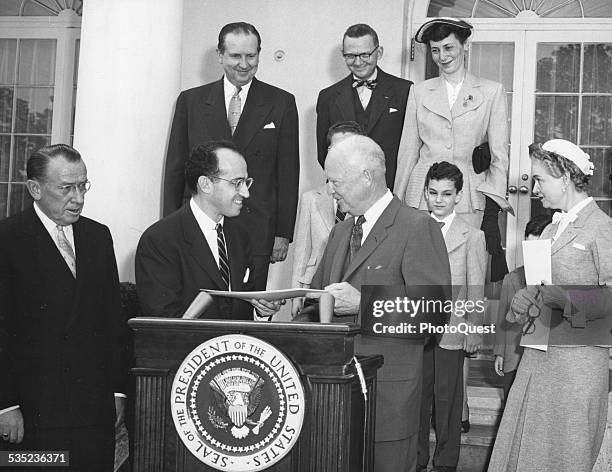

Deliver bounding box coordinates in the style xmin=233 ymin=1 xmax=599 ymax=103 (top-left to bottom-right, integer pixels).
xmin=488 ymin=139 xmax=612 ymax=472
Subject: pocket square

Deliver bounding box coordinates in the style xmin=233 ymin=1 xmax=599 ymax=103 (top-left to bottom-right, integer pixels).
xmin=263 ymin=122 xmax=275 ymax=129
xmin=243 ymin=267 xmax=250 ymax=283
xmin=367 ymin=265 xmax=383 ymax=270
xmin=572 ymin=242 xmax=585 ymax=250
xmin=389 ymin=108 xmax=398 ymax=113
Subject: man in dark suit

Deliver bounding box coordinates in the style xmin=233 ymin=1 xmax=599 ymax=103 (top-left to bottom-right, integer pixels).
xmin=309 ymin=135 xmax=451 ymax=472
xmin=137 ymin=141 xmax=280 ymax=320
xmin=0 ymin=144 xmax=127 ymax=471
xmin=163 ymin=22 xmax=299 ymax=290
xmin=316 ymin=24 xmax=412 ymax=188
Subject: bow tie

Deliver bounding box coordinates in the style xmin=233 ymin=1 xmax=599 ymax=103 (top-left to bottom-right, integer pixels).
xmin=552 ymin=211 xmax=578 ymax=225
xmin=352 ymin=79 xmax=377 ymax=90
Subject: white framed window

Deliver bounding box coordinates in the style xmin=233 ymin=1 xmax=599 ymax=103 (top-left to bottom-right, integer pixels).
xmin=0 ymin=1 xmax=81 ymax=218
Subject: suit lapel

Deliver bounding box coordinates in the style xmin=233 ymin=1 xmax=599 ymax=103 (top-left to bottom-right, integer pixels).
xmin=203 ymin=78 xmax=232 ymax=139
xmin=65 ymin=220 xmax=91 ymax=329
xmin=444 ymin=217 xmax=467 ymax=253
xmin=233 ymin=77 xmax=273 ymax=151
xmin=452 ymin=73 xmax=484 ymax=119
xmin=551 ymin=201 xmax=595 ymax=255
xmin=342 ymin=198 xmax=400 ymax=281
xmin=422 ymin=76 xmax=452 ymax=123
xmin=329 ymin=221 xmax=352 ymax=283
xmin=181 ymin=206 xmax=226 ymax=289
xmin=366 ymin=69 xmax=392 ymax=133
xmin=223 ymin=220 xmax=247 ymax=291
xmin=333 ymin=75 xmax=357 ymax=122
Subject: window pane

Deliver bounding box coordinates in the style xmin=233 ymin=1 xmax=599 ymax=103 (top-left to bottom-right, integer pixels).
xmin=470 ymin=43 xmax=514 ymax=91
xmin=474 ymin=0 xmax=517 ymax=18
xmin=427 ymin=0 xmax=473 ymax=17
xmin=0 ymin=135 xmax=10 ymax=181
xmin=17 ymin=39 xmax=56 ymax=86
xmin=583 ymin=43 xmax=612 ymax=93
xmin=584 ymin=0 xmax=612 ymax=17
xmin=536 ymin=43 xmax=580 ymax=93
xmin=534 ymin=96 xmax=578 ymax=143
xmin=0 ymin=87 xmax=14 ymax=133
xmin=0 ymin=40 xmax=17 ymax=85
xmin=538 ymin=0 xmax=582 ymax=17
xmin=12 ymin=135 xmax=49 ymax=181
xmin=14 ymin=87 xmax=53 ymax=134
xmin=581 ymin=97 xmax=612 ymax=146
xmin=585 ymin=147 xmax=612 ymax=199
xmin=9 ymin=183 xmax=32 ymax=216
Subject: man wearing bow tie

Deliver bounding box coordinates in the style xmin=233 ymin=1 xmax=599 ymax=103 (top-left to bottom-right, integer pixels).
xmin=0 ymin=144 xmax=127 ymax=471
xmin=316 ymin=24 xmax=412 ymax=189
xmin=163 ymin=22 xmax=299 ymax=291
xmin=137 ymin=141 xmax=280 ymax=320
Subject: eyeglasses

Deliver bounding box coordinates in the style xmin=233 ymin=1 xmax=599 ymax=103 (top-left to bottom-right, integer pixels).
xmin=522 ymin=289 xmax=542 ymax=335
xmin=342 ymin=46 xmax=379 ymax=62
xmin=212 ymin=176 xmax=254 ymax=191
xmin=52 ymin=180 xmax=91 ymax=196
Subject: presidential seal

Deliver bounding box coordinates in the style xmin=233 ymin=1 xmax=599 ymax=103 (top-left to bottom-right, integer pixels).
xmin=171 ymin=334 xmax=305 ymax=471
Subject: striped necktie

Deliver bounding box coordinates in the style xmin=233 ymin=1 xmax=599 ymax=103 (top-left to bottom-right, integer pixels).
xmin=228 ymin=86 xmax=242 ymax=135
xmin=335 ymin=207 xmax=346 ymax=224
xmin=56 ymin=225 xmax=76 ymax=277
xmin=216 ymin=223 xmax=230 ymax=290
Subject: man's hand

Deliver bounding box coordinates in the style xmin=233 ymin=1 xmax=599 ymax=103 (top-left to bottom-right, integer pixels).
xmin=291 ymin=298 xmax=303 ymax=318
xmin=494 ymin=355 xmax=504 ymax=376
xmin=324 ymin=282 xmax=360 ymax=315
xmin=270 ymin=237 xmax=289 ymax=263
xmin=115 ymin=396 xmax=126 ymax=428
xmin=250 ymin=299 xmax=283 ymax=319
xmin=0 ymin=408 xmax=24 ymax=444
xmin=463 ymin=332 xmax=481 ymax=354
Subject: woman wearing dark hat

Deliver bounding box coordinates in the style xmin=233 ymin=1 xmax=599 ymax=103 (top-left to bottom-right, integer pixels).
xmin=394 ymin=17 xmax=511 ymax=224
xmin=488 ymin=139 xmax=612 ymax=472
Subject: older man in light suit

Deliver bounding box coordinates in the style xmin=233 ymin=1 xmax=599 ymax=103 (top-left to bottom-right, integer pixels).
xmin=309 ymin=135 xmax=451 ymax=472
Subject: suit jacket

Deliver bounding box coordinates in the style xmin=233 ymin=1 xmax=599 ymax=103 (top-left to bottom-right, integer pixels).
xmin=0 ymin=206 xmax=126 ymax=430
xmin=440 ymin=214 xmax=487 ymax=349
xmin=310 ymin=196 xmax=451 ymax=440
xmin=539 ymin=200 xmax=612 ymax=346
xmin=316 ymin=68 xmax=412 ymax=188
xmin=163 ymin=77 xmax=300 ymax=256
xmin=394 ymin=73 xmax=511 ymax=213
xmin=135 ymin=205 xmax=254 ymax=319
xmin=291 ymin=185 xmax=334 ymax=288
xmin=494 ymin=266 xmax=525 ymax=372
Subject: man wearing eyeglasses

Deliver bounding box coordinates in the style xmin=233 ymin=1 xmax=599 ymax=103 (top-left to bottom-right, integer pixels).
xmin=316 ymin=24 xmax=412 ymax=189
xmin=137 ymin=140 xmax=281 ymax=320
xmin=163 ymin=22 xmax=299 ymax=292
xmin=0 ymin=144 xmax=127 ymax=471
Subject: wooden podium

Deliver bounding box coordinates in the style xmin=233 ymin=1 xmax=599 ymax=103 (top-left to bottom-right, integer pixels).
xmin=129 ymin=318 xmax=383 ymax=472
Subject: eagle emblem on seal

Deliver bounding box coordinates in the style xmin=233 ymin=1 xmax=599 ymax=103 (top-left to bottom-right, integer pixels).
xmin=208 ymin=367 xmax=272 ymax=439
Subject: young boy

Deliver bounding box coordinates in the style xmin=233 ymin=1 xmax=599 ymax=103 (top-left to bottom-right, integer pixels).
xmin=417 ymin=161 xmax=487 ymax=472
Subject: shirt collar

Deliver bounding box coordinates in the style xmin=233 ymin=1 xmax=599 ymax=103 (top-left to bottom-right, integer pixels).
xmin=430 ymin=211 xmax=455 ymax=237
xmin=565 ymin=196 xmax=593 ymax=219
xmin=33 ymin=202 xmax=73 ymax=234
xmin=352 ymin=68 xmax=378 ymax=83
xmin=223 ymin=75 xmax=252 ymax=98
xmin=190 ymin=198 xmax=224 ymax=232
xmin=361 ymin=189 xmax=393 ymax=225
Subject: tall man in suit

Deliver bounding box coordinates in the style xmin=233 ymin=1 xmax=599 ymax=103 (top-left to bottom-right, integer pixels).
xmin=419 ymin=162 xmax=486 ymax=472
xmin=0 ymin=144 xmax=127 ymax=471
xmin=137 ymin=141 xmax=280 ymax=320
xmin=309 ymin=135 xmax=451 ymax=472
xmin=163 ymin=22 xmax=299 ymax=290
xmin=316 ymin=24 xmax=412 ymax=188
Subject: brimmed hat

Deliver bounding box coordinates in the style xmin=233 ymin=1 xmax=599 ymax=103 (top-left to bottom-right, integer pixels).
xmin=542 ymin=139 xmax=594 ymax=176
xmin=415 ymin=17 xmax=473 ymax=43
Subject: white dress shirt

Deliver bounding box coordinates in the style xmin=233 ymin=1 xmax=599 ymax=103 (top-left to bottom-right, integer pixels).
xmin=445 ymin=78 xmax=464 ymax=109
xmin=430 ymin=211 xmax=456 ymax=239
xmin=359 ymin=189 xmax=394 ymax=242
xmin=223 ymin=75 xmax=253 ymax=116
xmin=34 ymin=202 xmax=76 ymax=258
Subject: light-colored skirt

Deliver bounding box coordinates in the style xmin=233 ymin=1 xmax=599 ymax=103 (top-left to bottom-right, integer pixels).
xmin=488 ymin=346 xmax=609 ymax=472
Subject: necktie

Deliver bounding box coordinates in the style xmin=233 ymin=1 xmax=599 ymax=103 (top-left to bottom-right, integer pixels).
xmin=216 ymin=223 xmax=230 ymax=290
xmin=349 ymin=215 xmax=366 ymax=262
xmin=335 ymin=207 xmax=346 ymax=224
xmin=228 ymin=86 xmax=242 ymax=135
xmin=352 ymin=79 xmax=378 ymax=90
xmin=438 ymin=221 xmax=445 ymax=229
xmin=56 ymin=225 xmax=76 ymax=277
